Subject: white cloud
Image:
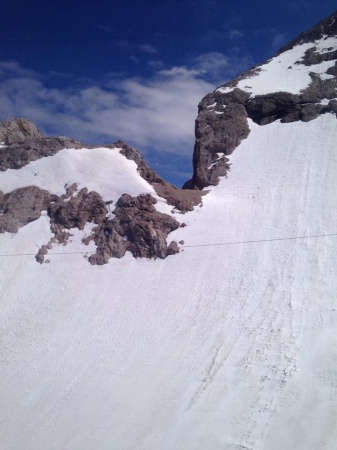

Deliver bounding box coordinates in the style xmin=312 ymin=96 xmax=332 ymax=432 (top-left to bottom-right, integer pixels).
xmin=0 ymin=51 xmax=253 ymax=154
xmin=191 ymin=51 xmax=254 ymax=84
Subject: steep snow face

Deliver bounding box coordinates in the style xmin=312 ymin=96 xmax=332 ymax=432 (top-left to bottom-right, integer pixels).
xmin=217 ymin=36 xmax=337 ymax=96
xmin=1 ymin=114 xmax=337 ymax=449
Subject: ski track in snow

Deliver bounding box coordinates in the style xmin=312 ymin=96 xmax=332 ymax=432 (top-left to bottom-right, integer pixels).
xmin=0 ymin=113 xmax=337 ymax=449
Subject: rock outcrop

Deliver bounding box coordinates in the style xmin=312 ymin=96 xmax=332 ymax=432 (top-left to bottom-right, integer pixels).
xmin=183 ymin=88 xmax=250 ymax=189
xmin=34 ymin=187 xmax=180 ymax=265
xmin=117 ymin=140 xmax=205 ymax=211
xmin=184 ymin=10 xmax=337 ymax=190
xmin=0 ymin=186 xmax=51 ymax=233
xmin=0 ymin=118 xmax=43 ymax=144
xmin=0 ymin=120 xmax=183 ymax=265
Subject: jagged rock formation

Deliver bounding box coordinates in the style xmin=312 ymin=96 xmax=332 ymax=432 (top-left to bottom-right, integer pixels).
xmin=0 ymin=118 xmax=43 ymax=144
xmin=184 ymin=10 xmax=337 ymax=190
xmin=0 ymin=120 xmax=186 ymax=264
xmin=0 ymin=119 xmax=83 ymax=171
xmin=35 ymin=185 xmax=180 ymax=265
xmin=183 ymin=89 xmax=250 ymax=189
xmin=87 ymin=193 xmax=180 ymax=265
xmin=0 ymin=186 xmax=51 ymax=233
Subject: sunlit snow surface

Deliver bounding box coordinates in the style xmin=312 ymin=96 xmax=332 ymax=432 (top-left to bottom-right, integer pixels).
xmin=1 ymin=112 xmax=337 ymax=449
xmin=217 ymin=36 xmax=337 ymax=96
xmin=0 ymin=146 xmax=172 ymax=215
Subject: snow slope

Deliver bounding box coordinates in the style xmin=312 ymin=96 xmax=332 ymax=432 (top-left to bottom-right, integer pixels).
xmin=1 ymin=111 xmax=337 ymax=449
xmin=217 ymin=36 xmax=337 ymax=96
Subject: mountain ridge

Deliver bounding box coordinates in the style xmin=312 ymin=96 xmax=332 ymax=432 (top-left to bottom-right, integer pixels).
xmin=1 ymin=11 xmax=337 ymax=450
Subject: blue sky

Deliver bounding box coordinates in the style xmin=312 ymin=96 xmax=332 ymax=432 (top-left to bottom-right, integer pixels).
xmin=0 ymin=1 xmax=336 ymax=186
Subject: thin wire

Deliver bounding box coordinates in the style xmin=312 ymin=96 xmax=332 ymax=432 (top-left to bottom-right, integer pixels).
xmin=184 ymin=232 xmax=337 ymax=248
xmin=0 ymin=232 xmax=336 ymax=257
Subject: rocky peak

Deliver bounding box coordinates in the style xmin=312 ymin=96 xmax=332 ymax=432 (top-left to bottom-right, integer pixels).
xmin=184 ymin=10 xmax=337 ymax=190
xmin=0 ymin=118 xmax=43 ymax=144
xmin=278 ymin=10 xmax=337 ymax=54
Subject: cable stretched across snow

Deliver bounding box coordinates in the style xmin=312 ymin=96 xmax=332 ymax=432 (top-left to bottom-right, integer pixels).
xmin=0 ymin=232 xmax=337 ymax=257
xmin=183 ymin=232 xmax=337 ymax=248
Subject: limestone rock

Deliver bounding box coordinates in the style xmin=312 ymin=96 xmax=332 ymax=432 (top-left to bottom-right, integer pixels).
xmin=184 ymin=11 xmax=337 ymax=190
xmin=0 ymin=118 xmax=43 ymax=144
xmin=0 ymin=186 xmax=50 ymax=233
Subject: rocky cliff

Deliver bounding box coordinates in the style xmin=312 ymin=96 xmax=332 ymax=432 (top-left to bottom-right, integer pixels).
xmin=184 ymin=10 xmax=337 ymax=189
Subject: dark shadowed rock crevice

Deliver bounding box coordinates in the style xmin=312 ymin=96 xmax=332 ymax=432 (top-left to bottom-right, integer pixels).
xmin=116 ymin=140 xmax=205 ymax=210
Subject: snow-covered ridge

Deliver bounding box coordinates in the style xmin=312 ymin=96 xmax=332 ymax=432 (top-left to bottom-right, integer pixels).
xmin=0 ymin=146 xmax=155 ymax=200
xmin=217 ymin=36 xmax=337 ymax=96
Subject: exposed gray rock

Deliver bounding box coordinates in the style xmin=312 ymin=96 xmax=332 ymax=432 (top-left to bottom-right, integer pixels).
xmin=117 ymin=140 xmax=165 ymax=185
xmin=185 ymin=12 xmax=337 ymax=190
xmin=27 ymin=185 xmax=181 ymax=265
xmin=0 ymin=136 xmax=83 ymax=171
xmin=0 ymin=186 xmax=50 ymax=233
xmin=297 ymin=46 xmax=337 ymax=66
xmin=0 ymin=118 xmax=43 ymax=144
xmin=184 ymin=88 xmax=250 ymax=189
xmin=48 ymin=186 xmax=108 ymax=231
xmin=117 ymin=140 xmax=205 ymax=210
xmin=88 ymin=193 xmax=180 ymax=265
xmin=0 ymin=120 xmax=184 ymax=265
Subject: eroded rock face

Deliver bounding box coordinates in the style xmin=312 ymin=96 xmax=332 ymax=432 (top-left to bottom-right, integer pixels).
xmin=0 ymin=119 xmax=82 ymax=172
xmin=184 ymin=89 xmax=250 ymax=189
xmin=88 ymin=193 xmax=180 ymax=265
xmin=0 ymin=118 xmax=43 ymax=144
xmin=0 ymin=120 xmax=185 ymax=265
xmin=0 ymin=186 xmax=51 ymax=233
xmin=184 ymin=11 xmax=337 ymax=190
xmin=29 ymin=186 xmax=180 ymax=265
xmin=0 ymin=136 xmax=83 ymax=172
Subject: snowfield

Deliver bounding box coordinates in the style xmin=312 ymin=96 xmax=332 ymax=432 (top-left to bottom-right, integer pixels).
xmin=217 ymin=36 xmax=337 ymax=96
xmin=1 ymin=112 xmax=337 ymax=449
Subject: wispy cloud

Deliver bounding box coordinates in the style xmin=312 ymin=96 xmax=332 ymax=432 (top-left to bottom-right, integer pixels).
xmin=271 ymin=32 xmax=290 ymax=50
xmin=138 ymin=44 xmax=158 ymax=54
xmin=0 ymin=51 xmax=253 ymax=155
xmin=191 ymin=51 xmax=254 ymax=84
xmin=228 ymin=29 xmax=243 ymax=40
